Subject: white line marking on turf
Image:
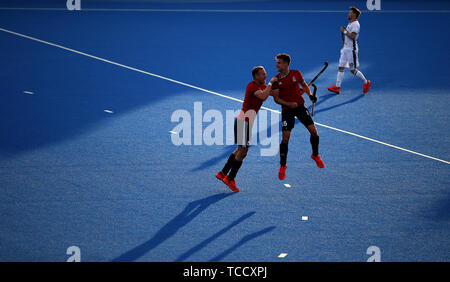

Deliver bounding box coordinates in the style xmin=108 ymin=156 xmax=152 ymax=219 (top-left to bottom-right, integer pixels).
xmin=302 ymin=216 xmax=309 ymax=221
xmin=23 ymin=91 xmax=34 ymax=94
xmin=104 ymin=110 xmax=114 ymax=114
xmin=278 ymin=253 xmax=288 ymax=258
xmin=315 ymin=123 xmax=450 ymax=164
xmin=283 ymin=183 xmax=291 ymax=188
xmin=1 ymin=26 xmax=448 ymax=165
xmin=1 ymin=7 xmax=450 ymax=13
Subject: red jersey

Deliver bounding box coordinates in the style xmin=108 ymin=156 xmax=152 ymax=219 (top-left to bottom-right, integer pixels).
xmin=272 ymin=70 xmax=306 ymax=111
xmin=237 ymin=81 xmax=267 ymax=121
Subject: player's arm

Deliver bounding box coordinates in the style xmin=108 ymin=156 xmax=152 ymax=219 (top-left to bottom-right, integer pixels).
xmin=254 ymin=76 xmax=278 ymax=101
xmin=340 ymin=27 xmax=357 ymax=39
xmin=271 ymin=89 xmax=298 ymax=108
xmin=300 ymin=79 xmax=317 ymax=104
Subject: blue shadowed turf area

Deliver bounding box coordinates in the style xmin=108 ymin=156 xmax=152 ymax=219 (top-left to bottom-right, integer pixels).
xmin=0 ymin=0 xmax=449 ymax=261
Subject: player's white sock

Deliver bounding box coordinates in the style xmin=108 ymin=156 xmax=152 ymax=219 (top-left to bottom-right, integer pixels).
xmin=354 ymin=70 xmax=368 ymax=84
xmin=336 ymin=70 xmax=344 ymax=87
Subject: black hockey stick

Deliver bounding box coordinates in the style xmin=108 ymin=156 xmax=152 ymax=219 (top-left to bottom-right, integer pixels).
xmin=311 ymin=83 xmax=317 ymax=116
xmin=308 ymin=61 xmax=329 ymax=86
xmin=307 ymin=62 xmax=328 ymax=116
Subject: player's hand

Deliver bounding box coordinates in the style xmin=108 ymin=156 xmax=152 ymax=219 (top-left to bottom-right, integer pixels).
xmin=309 ymin=95 xmax=317 ymax=103
xmin=287 ymin=102 xmax=298 ymax=108
xmin=340 ymin=27 xmax=346 ymax=33
xmin=269 ymin=76 xmax=278 ymax=84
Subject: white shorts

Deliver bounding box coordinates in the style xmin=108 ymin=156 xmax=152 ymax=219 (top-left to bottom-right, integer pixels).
xmin=339 ymin=47 xmax=359 ymax=69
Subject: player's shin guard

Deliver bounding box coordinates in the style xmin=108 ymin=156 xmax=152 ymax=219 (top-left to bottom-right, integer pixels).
xmin=280 ymin=142 xmax=288 ymax=166
xmin=353 ymin=69 xmax=367 ymax=84
xmin=336 ymin=70 xmax=344 ymax=87
xmin=228 ymin=160 xmax=243 ymax=181
xmin=310 ymin=135 xmax=319 ymax=157
xmin=221 ymin=153 xmax=235 ymax=175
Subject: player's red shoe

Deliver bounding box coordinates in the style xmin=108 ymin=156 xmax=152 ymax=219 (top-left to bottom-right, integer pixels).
xmin=363 ymin=80 xmax=371 ymax=93
xmin=328 ymin=85 xmax=340 ymax=94
xmin=278 ymin=165 xmax=287 ymax=180
xmin=223 ymin=177 xmax=240 ymax=192
xmin=311 ymin=154 xmax=325 ymax=168
xmin=216 ymin=171 xmax=226 ymax=182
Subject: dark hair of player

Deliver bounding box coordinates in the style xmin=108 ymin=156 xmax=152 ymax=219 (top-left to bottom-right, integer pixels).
xmin=275 ymin=53 xmax=291 ymax=65
xmin=350 ymin=6 xmax=361 ymax=18
xmin=252 ymin=66 xmax=264 ymax=77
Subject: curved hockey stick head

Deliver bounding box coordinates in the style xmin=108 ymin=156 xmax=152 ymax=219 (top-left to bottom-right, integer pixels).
xmin=311 ymin=83 xmax=317 ymax=96
xmin=310 ymin=62 xmax=329 ymax=85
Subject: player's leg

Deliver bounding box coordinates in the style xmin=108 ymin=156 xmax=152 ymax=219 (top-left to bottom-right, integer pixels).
xmin=351 ymin=68 xmax=371 ymax=93
xmin=216 ymin=118 xmax=240 ymax=181
xmin=280 ymin=130 xmax=291 ymax=166
xmin=307 ymin=124 xmax=320 ymax=156
xmin=217 ymin=148 xmax=237 ymax=181
xmin=279 ymin=110 xmax=294 ymax=180
xmin=337 ymin=67 xmax=345 ymax=86
xmin=217 ymin=118 xmax=241 ymax=182
xmin=306 ymin=124 xmax=324 ymax=168
xmin=227 ymin=145 xmax=248 ymax=182
xmin=295 ymin=106 xmax=325 ymax=168
xmin=328 ymin=49 xmax=348 ymax=94
xmin=349 ymin=50 xmax=371 ymax=93
xmin=222 ymin=118 xmax=252 ymax=192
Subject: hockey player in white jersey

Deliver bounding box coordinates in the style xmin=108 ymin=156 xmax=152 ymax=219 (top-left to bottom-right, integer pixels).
xmin=328 ymin=6 xmax=371 ymax=94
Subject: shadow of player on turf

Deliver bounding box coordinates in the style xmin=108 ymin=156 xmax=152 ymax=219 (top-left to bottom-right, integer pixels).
xmin=112 ymin=192 xmax=233 ymax=262
xmin=429 ymin=193 xmax=450 ymax=222
xmin=312 ymin=94 xmax=365 ymax=115
xmin=190 ymin=145 xmax=236 ymax=172
xmin=175 ymin=211 xmax=256 ymax=262
xmin=208 ymin=226 xmax=276 ymax=262
xmin=306 ymin=93 xmax=338 ymax=113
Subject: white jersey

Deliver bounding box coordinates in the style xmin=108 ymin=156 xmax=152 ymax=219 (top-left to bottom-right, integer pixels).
xmin=343 ymin=20 xmax=360 ymax=50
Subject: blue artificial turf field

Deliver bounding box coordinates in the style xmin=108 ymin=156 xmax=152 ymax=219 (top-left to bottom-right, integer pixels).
xmin=0 ymin=0 xmax=449 ymax=262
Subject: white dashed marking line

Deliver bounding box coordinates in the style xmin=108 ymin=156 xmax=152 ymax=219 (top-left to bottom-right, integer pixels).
xmin=23 ymin=91 xmax=34 ymax=95
xmin=283 ymin=183 xmax=291 ymax=188
xmin=104 ymin=110 xmax=114 ymax=114
xmin=278 ymin=253 xmax=288 ymax=258
xmin=302 ymin=216 xmax=309 ymax=221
